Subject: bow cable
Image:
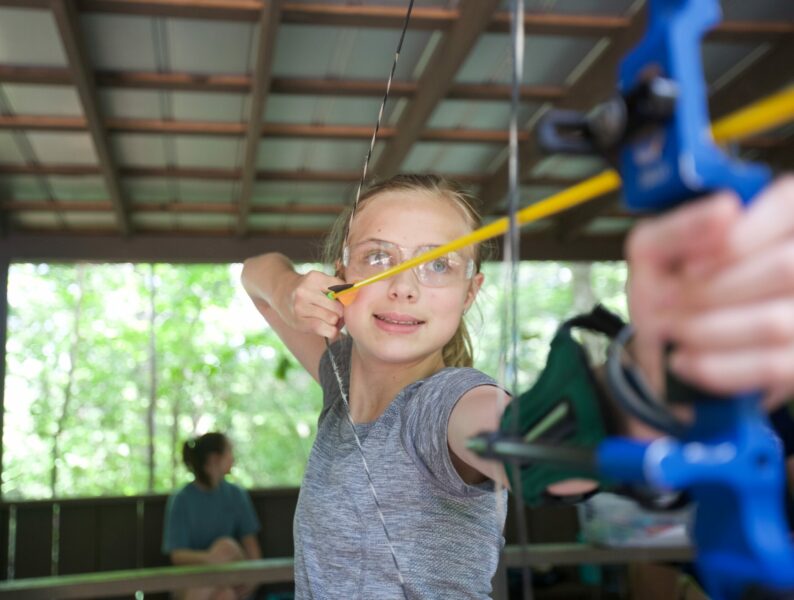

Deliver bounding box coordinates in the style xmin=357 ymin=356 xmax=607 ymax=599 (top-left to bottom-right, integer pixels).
xmin=323 ymin=2 xmax=415 ymax=598
xmin=501 ymin=0 xmax=534 ymax=597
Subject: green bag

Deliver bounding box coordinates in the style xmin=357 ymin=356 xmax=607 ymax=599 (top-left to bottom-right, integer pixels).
xmin=501 ymin=305 xmax=623 ymax=507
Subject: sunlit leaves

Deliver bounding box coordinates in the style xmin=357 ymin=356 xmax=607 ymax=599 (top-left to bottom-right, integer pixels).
xmin=3 ymin=260 xmax=627 ymax=500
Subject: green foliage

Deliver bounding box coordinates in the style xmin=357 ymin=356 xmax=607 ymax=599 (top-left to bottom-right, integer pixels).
xmin=3 ymin=260 xmax=627 ymax=500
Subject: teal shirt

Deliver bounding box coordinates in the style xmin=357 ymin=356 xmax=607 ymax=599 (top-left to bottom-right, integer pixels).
xmin=162 ymin=480 xmax=260 ymax=554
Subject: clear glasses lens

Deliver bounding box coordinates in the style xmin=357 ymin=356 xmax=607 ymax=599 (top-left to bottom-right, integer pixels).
xmin=343 ymin=241 xmax=474 ymax=287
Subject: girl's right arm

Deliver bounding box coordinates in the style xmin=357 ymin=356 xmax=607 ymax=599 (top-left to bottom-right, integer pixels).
xmin=241 ymin=253 xmax=345 ymax=382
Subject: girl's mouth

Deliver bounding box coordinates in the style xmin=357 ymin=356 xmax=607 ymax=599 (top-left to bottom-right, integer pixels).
xmin=373 ymin=313 xmax=425 ymax=332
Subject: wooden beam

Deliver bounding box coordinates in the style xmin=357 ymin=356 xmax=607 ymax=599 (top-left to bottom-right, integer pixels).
xmin=97 ymin=70 xmax=250 ymax=92
xmin=478 ymin=10 xmax=647 ymax=213
xmin=50 ymin=0 xmax=131 ymax=235
xmin=0 ymin=230 xmax=626 ymax=262
xmin=709 ymin=39 xmax=794 ymax=120
xmin=240 ymin=1 xmax=288 ymax=236
xmin=1 ymin=115 xmax=539 ymax=144
xmin=0 ymin=163 xmax=491 ymax=185
xmin=551 ymin=192 xmax=622 ymax=242
xmin=76 ymin=0 xmax=263 ymax=20
xmin=3 ymin=200 xmax=344 ymax=215
xmin=489 ymin=12 xmax=628 ymax=36
xmin=0 ymin=65 xmax=568 ymax=103
xmin=373 ymin=0 xmax=502 ymax=178
xmin=0 ymin=115 xmax=85 ymax=132
xmin=0 ymin=162 xmax=580 ymax=187
xmin=3 ymin=1 xmax=790 ymax=40
xmin=2 ymin=66 xmax=567 ymax=101
xmin=0 ymin=65 xmax=72 ymax=85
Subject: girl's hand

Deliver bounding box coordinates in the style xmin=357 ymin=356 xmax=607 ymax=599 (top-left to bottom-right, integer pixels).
xmin=275 ymin=269 xmax=347 ymax=340
xmin=627 ymin=176 xmax=794 ymax=409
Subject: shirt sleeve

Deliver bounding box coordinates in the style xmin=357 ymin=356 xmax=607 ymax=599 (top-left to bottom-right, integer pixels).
xmin=402 ymin=368 xmax=500 ymax=497
xmin=161 ymin=492 xmax=191 ymax=554
xmin=234 ymin=486 xmax=261 ymax=539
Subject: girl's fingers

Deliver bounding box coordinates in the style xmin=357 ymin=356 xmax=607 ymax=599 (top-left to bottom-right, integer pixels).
xmin=626 ymin=191 xmax=741 ymax=269
xmin=304 ymin=316 xmax=341 ymax=340
xmin=669 ymin=342 xmax=794 ymax=397
xmin=668 ymin=298 xmax=794 ymax=350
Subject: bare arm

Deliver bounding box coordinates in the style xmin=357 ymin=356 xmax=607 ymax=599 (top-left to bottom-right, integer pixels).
xmin=447 ymin=385 xmax=511 ymax=488
xmin=241 ymin=253 xmax=345 ymax=382
xmin=169 ymin=549 xmax=211 ymax=566
xmin=240 ymin=534 xmax=261 ymax=560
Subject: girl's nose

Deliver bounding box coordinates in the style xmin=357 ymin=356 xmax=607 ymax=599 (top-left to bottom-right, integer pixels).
xmin=387 ymin=268 xmax=419 ymax=301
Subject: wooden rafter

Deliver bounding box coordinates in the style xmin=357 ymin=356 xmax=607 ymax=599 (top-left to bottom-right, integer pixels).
xmin=552 ymin=192 xmax=622 ymax=242
xmin=0 ymin=65 xmax=567 ymax=101
xmin=373 ymin=0 xmax=502 ymax=179
xmin=49 ymin=0 xmax=131 ymax=235
xmin=2 ymin=200 xmax=345 ymax=215
xmin=237 ymin=0 xmax=282 ymax=236
xmin=709 ymin=39 xmax=794 ymax=120
xmin=0 ymin=163 xmax=591 ymax=191
xmin=1 ymin=1 xmax=774 ymax=41
xmin=478 ymin=10 xmax=648 ymax=213
xmin=0 ymin=230 xmax=626 ymax=262
xmin=0 ymin=115 xmax=563 ymax=144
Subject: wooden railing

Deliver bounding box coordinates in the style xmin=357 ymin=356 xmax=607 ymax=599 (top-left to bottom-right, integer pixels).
xmin=6 ymin=487 xmax=689 ymax=599
xmin=0 ymin=558 xmax=294 ymax=599
xmin=0 ymin=543 xmax=695 ymax=600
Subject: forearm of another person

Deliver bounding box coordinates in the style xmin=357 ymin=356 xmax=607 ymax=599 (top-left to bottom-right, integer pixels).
xmin=240 ymin=534 xmax=261 ymax=560
xmin=170 ymin=548 xmax=212 ymax=566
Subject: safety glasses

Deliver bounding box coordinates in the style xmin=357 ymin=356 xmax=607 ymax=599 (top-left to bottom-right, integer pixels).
xmin=342 ymin=240 xmax=476 ymax=288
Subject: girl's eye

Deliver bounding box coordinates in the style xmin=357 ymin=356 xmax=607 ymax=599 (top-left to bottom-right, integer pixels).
xmin=365 ymin=251 xmax=392 ymax=267
xmin=428 ymin=258 xmax=450 ymax=273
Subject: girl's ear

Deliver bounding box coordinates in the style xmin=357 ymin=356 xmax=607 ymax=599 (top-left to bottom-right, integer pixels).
xmin=334 ymin=260 xmax=344 ymax=280
xmin=463 ymin=271 xmax=484 ymax=313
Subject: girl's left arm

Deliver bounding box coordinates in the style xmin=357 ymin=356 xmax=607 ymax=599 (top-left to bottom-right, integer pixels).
xmin=447 ymin=386 xmax=511 ymax=487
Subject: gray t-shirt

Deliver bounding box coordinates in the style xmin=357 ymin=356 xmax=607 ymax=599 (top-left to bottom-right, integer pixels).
xmin=293 ymin=336 xmax=507 ymax=599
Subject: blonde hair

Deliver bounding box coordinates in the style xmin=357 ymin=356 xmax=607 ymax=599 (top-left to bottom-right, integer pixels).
xmin=322 ymin=174 xmax=489 ymax=368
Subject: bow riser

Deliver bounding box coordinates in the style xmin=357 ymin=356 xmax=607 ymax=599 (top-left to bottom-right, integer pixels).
xmin=603 ymin=2 xmax=793 ymax=598
xmin=618 ymin=0 xmax=771 ymax=210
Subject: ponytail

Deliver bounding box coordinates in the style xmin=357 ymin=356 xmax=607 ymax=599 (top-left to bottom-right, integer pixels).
xmin=182 ymin=432 xmax=228 ymax=487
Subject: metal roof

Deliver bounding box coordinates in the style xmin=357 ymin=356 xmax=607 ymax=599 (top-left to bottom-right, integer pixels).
xmin=0 ymin=0 xmax=791 ymax=262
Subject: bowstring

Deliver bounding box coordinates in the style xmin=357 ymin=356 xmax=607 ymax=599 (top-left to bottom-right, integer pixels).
xmin=324 ymin=2 xmax=415 ymax=598
xmin=502 ymin=0 xmax=535 ymax=598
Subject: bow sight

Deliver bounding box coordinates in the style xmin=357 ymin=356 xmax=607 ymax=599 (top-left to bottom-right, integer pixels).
xmin=470 ymin=1 xmax=794 ymax=599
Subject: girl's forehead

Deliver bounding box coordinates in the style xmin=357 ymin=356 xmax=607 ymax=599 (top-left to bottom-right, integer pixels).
xmin=349 ymin=190 xmax=472 ymax=242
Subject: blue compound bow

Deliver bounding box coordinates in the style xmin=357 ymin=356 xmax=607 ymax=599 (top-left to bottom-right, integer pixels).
xmin=472 ymin=1 xmax=794 ymax=599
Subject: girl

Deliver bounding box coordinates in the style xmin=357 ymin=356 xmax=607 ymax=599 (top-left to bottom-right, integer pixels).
xmin=162 ymin=432 xmax=262 ymax=600
xmin=242 ymin=175 xmax=511 ymax=598
xmin=242 ymin=173 xmax=794 ymax=599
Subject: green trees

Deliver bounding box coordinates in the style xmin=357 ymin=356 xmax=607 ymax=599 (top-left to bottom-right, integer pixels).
xmin=3 ymin=261 xmax=626 ymax=500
